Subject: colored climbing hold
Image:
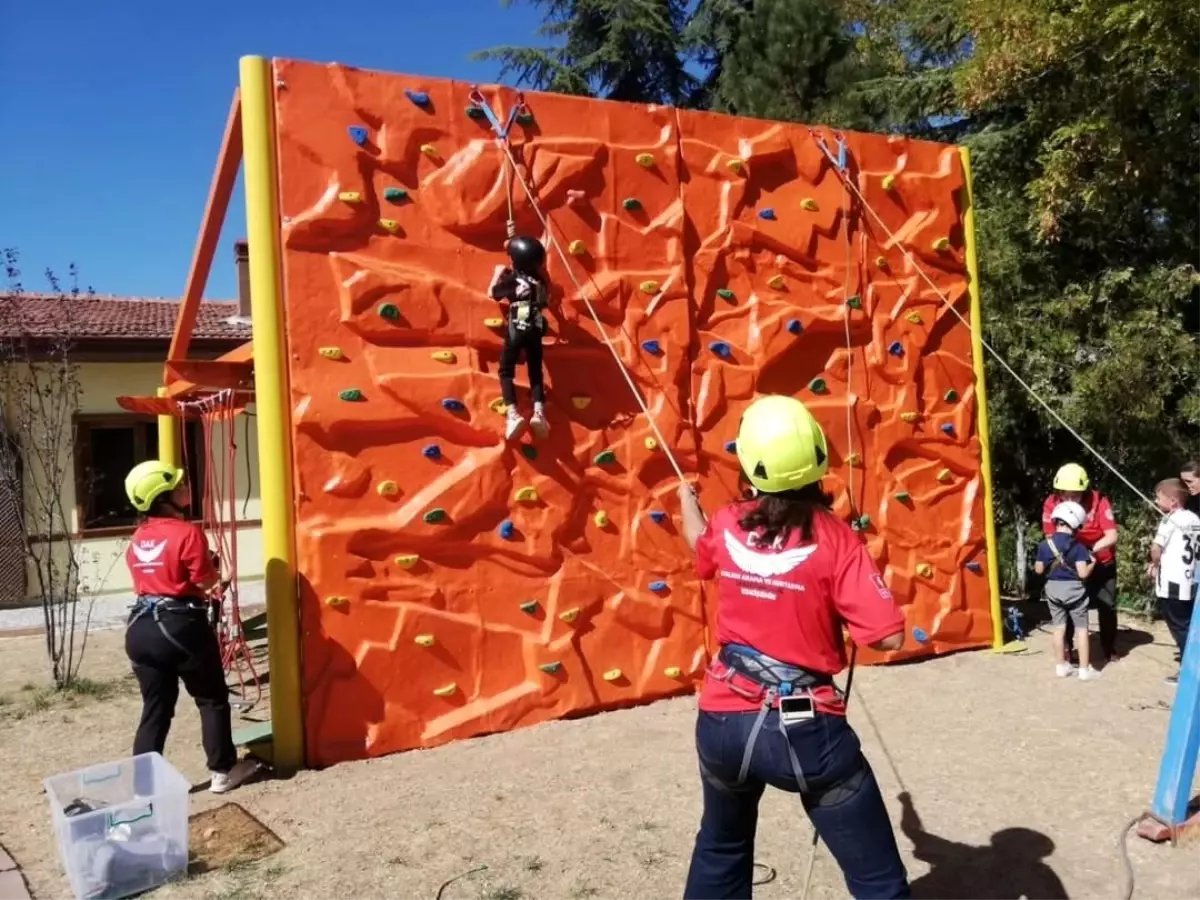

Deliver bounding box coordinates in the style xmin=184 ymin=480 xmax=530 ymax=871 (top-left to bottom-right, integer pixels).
xmin=484 ymin=317 xmax=504 ymax=328
xmin=441 ymin=398 xmax=466 ymax=412
xmin=847 ymin=453 xmax=862 ymax=466
xmin=882 ymin=174 xmax=896 ymax=191
xmin=602 ymin=669 xmax=623 ymax=682
xmin=405 ymin=89 xmax=431 ymax=108
xmin=787 ymin=319 xmax=804 ymax=335
xmin=758 ymin=208 xmax=777 ymax=221
xmin=639 ymin=280 xmax=660 ymax=294
xmin=377 ymin=480 xmax=398 ymax=496
xmin=854 ymin=514 xmax=872 ymax=531
xmin=906 ymin=312 xmax=924 ymax=325
xmin=325 ymin=596 xmax=348 ymax=607
xmin=716 ymin=288 xmax=735 ymax=301
xmin=489 ymin=397 xmax=509 ymax=415
xmin=539 ymin=661 xmax=562 ymax=674
xmin=768 ymin=274 xmax=786 ymax=290
xmin=514 ymin=486 xmax=538 ymax=503
xmin=415 ymin=634 xmax=435 ymax=647
xmin=395 ymin=554 xmax=419 ymax=569
xmin=431 ymin=350 xmax=456 ymax=363
xmin=916 ymin=563 xmax=934 ymax=578
xmin=520 ymin=600 xmax=539 ymax=614
xmin=944 ymin=389 xmax=959 ymax=402
xmin=432 ymin=683 xmax=457 ymax=697
xmin=594 ymin=510 xmax=609 ymax=528
xmin=318 ymin=347 xmax=343 ymax=360
xmin=875 ymin=256 xmax=889 ymax=270
xmin=894 ymin=491 xmax=911 ymax=503
xmin=423 ymin=508 xmax=447 ymax=523
xmin=521 ymin=445 xmax=537 ymax=460
xmin=422 ymin=444 xmax=441 ymax=459
xmin=709 ymin=341 xmax=732 ymax=359
xmin=348 ymin=126 xmax=368 ymax=145
xmin=338 ymin=191 xmax=362 ymax=204
xmin=847 ymin=295 xmax=862 ymax=309
xmin=801 ymin=198 xmax=819 ymax=211
xmin=593 ymin=449 xmax=617 ymax=465
xmin=378 ymin=303 xmax=401 ymax=320
xmin=623 ymin=197 xmax=642 ymax=211
xmin=384 ymin=187 xmax=409 ymax=203
xmin=559 ymin=608 xmax=580 ymax=623
xmin=648 ymin=580 xmax=667 ymax=593
xmin=966 ymin=561 xmax=983 ymax=573
xmin=644 ymin=437 xmax=658 ymax=451
xmin=664 ymin=666 xmax=682 ymax=678
xmin=339 ymin=389 xmax=363 ymax=402
xmin=499 ymin=520 xmax=515 ymax=539
xmin=465 ymin=105 xmax=487 ymax=120
xmin=727 ymin=158 xmax=745 ymax=174
xmin=940 ymin=424 xmax=956 ymax=437
xmin=888 ymin=341 xmax=904 ymax=357
xmin=809 ymin=378 xmax=828 ymax=394
xmin=913 ymin=627 xmax=929 ymax=644
xmin=378 ymin=219 xmax=400 ymax=234
xmin=515 ymin=110 xmax=534 ymax=126
xmin=649 ymin=510 xmax=667 ymax=524
xmin=635 ymin=153 xmax=655 ymax=168
xmin=420 ymin=143 xmax=438 ymax=157
xmin=900 ymin=412 xmax=919 ymax=423
xmin=571 ymin=395 xmax=591 ymax=409
xmin=932 ymin=237 xmax=951 ymax=252
xmin=936 ymin=469 xmax=952 ymax=483
xmin=724 ymin=440 xmax=737 ymax=453
xmin=641 ymin=339 xmax=661 ymax=355
xmin=568 ymin=239 xmax=587 ymax=256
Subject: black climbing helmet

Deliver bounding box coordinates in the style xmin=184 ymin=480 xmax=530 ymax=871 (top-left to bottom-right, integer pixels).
xmin=507 ymin=235 xmax=546 ymax=273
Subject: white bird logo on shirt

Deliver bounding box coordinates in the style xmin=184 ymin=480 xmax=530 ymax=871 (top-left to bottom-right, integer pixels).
xmin=131 ymin=540 xmax=168 ymax=565
xmin=724 ymin=530 xmax=818 ymax=577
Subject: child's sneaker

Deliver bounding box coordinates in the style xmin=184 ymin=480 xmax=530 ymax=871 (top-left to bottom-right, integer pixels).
xmin=1078 ymin=665 xmax=1101 ymax=681
xmin=1055 ymin=662 xmax=1074 ymax=678
xmin=529 ymin=403 xmax=549 ymax=439
xmin=210 ymin=758 xmax=260 ymax=794
xmin=504 ymin=407 xmax=527 ymax=441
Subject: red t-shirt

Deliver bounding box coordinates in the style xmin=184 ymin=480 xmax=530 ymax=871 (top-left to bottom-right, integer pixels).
xmin=1041 ymin=491 xmax=1117 ymax=565
xmin=126 ymin=517 xmax=216 ymax=599
xmin=694 ymin=502 xmax=905 ymax=713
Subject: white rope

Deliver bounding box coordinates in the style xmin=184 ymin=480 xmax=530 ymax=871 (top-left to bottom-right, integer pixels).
xmin=495 ymin=139 xmax=690 ymax=485
xmin=841 ymin=191 xmax=856 ymax=515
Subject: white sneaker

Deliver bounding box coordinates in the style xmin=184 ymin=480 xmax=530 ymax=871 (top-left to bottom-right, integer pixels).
xmin=504 ymin=408 xmax=527 ymax=441
xmin=1078 ymin=665 xmax=1101 ymax=681
xmin=529 ymin=403 xmax=549 ymax=439
xmin=1055 ymin=662 xmax=1074 ymax=678
xmin=210 ymin=758 xmax=260 ymax=794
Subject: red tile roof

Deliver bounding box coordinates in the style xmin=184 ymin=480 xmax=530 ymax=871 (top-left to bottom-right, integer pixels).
xmin=0 ymin=293 xmax=250 ymax=342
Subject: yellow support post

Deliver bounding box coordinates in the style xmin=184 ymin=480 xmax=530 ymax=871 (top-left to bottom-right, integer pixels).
xmin=959 ymin=147 xmax=1008 ymax=651
xmin=156 ymin=386 xmax=179 ymax=467
xmin=239 ymin=55 xmax=305 ymax=770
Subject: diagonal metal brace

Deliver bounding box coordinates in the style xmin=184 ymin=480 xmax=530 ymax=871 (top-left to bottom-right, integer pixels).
xmin=469 ymin=86 xmax=527 ymax=140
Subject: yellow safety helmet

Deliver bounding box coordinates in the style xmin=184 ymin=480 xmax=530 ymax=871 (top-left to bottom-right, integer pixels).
xmin=735 ymin=395 xmax=829 ymax=494
xmin=1053 ymin=463 xmax=1089 ymax=493
xmin=125 ymin=460 xmax=184 ymax=513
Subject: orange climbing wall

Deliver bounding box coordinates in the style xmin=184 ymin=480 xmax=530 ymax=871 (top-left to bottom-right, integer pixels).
xmin=272 ymin=58 xmax=994 ymax=767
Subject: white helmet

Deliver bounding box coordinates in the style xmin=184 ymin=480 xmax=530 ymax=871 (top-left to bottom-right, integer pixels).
xmin=1050 ymin=501 xmax=1087 ymax=531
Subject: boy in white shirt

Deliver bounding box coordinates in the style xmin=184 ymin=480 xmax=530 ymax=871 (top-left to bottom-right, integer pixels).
xmin=1148 ymin=478 xmax=1200 ymax=685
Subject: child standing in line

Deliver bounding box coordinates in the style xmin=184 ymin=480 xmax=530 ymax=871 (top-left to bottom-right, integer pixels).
xmin=1035 ymin=501 xmax=1099 ymax=680
xmin=490 ymin=235 xmax=551 ymax=441
xmin=1149 ymin=478 xmax=1200 ymax=685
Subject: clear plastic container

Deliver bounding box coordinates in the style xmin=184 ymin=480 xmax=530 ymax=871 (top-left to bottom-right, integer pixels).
xmin=44 ymin=752 xmax=191 ymax=900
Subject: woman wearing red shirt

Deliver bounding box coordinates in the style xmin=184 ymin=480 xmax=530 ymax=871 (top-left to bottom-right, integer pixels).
xmin=123 ymin=461 xmax=258 ymax=794
xmin=678 ymin=396 xmax=910 ymax=900
xmin=1040 ymin=464 xmax=1119 ymax=662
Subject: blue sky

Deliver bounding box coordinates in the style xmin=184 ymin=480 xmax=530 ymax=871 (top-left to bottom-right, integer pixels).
xmin=0 ymin=1 xmax=545 ymax=299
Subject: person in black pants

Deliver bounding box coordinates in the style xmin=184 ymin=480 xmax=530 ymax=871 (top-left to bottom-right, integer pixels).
xmin=122 ymin=460 xmax=258 ymax=793
xmin=490 ymin=235 xmax=551 ymax=442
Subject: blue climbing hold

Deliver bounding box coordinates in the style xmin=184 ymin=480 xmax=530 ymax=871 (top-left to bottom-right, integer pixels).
xmin=499 ymin=520 xmax=515 ymax=540
xmin=422 ymin=444 xmax=441 ymax=459
xmin=649 ymin=510 xmax=667 ymax=524
xmin=941 ymin=423 xmax=955 ymax=436
xmin=648 ymin=580 xmax=667 ymax=593
xmin=724 ymin=441 xmax=737 ymax=453
xmin=758 ymin=208 xmax=777 ymax=221
xmin=405 ymin=90 xmax=431 ymax=108
xmin=709 ymin=341 xmax=732 ymax=358
xmin=348 ymin=126 xmax=368 ymax=146
xmin=913 ymin=627 xmax=929 ymax=644
xmin=787 ymin=319 xmax=803 ymax=335
xmin=966 ymin=561 xmax=982 ymax=573
xmin=888 ymin=341 xmax=904 ymax=357
xmin=641 ymin=339 xmax=661 ymax=355
xmin=441 ymin=398 xmax=466 ymax=412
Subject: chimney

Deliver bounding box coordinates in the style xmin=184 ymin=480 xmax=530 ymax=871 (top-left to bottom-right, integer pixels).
xmin=234 ymin=240 xmax=251 ymax=317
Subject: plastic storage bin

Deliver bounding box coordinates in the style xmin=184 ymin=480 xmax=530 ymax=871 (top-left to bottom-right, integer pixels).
xmin=44 ymin=752 xmax=190 ymax=900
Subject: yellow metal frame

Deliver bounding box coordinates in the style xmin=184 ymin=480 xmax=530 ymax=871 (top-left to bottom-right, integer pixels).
xmin=239 ymin=55 xmax=305 ymax=770
xmin=156 ymin=386 xmax=179 ymax=467
xmin=958 ymin=147 xmax=1006 ymax=650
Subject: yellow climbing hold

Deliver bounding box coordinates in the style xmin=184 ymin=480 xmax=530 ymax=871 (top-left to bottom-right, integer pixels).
xmin=324 ymin=596 xmax=348 ymax=607
xmin=801 ymin=198 xmax=819 ymax=211
xmin=338 ymin=191 xmax=363 ymax=204
xmin=644 ymin=437 xmax=658 ymax=450
xmin=432 ymin=683 xmax=457 ymax=697
xmin=639 ymin=280 xmax=660 ymax=294
xmin=377 ymin=480 xmax=399 ymax=496
xmin=420 ymin=143 xmax=438 ymax=157
xmin=847 ymin=453 xmax=862 ymax=466
xmin=635 ymin=152 xmax=655 ymax=168
xmin=378 ymin=218 xmax=400 ymax=233
xmin=916 ymin=563 xmax=933 ymax=578
xmin=594 ymin=510 xmax=609 ymax=528
xmin=571 ymin=395 xmax=591 ymax=409
xmin=727 ymin=158 xmax=745 ymax=174
xmin=395 ymin=554 xmax=419 ymax=569
xmin=568 ymin=240 xmax=586 ymax=256
xmin=932 ymin=237 xmax=951 ymax=252
xmin=559 ymin=607 xmax=580 ymax=623
xmin=484 ymin=317 xmax=504 ymax=328
xmin=514 ymin=486 xmax=538 ymax=503
xmin=318 ymin=347 xmax=344 ymax=360
xmin=414 ymin=634 xmax=435 ymax=647
xmin=905 ymin=312 xmax=924 ymax=325
xmin=882 ymin=174 xmax=896 ymax=191
xmin=489 ymin=397 xmax=509 ymax=414
xmin=664 ymin=666 xmax=682 ymax=678
xmin=767 ymin=274 xmax=786 ymax=290
xmin=602 ymin=668 xmax=623 ymax=682
xmin=900 ymin=412 xmax=919 ymax=423
xmin=936 ymin=468 xmax=952 ymax=483
xmin=431 ymin=350 xmax=457 ymax=363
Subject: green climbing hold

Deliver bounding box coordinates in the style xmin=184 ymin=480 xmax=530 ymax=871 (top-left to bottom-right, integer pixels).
xmin=520 ymin=600 xmax=539 ymax=614
xmin=894 ymin=491 xmax=911 ymax=503
xmin=521 ymin=445 xmax=538 ymax=460
xmin=516 ymin=110 xmax=535 ymax=126
xmin=465 ymin=105 xmax=487 ymax=120
xmin=593 ymin=449 xmax=617 ymax=465
xmin=809 ymin=378 xmax=828 ymax=394
xmin=379 ymin=303 xmax=401 ymax=321
xmin=847 ymin=295 xmax=862 ymax=309
xmin=716 ymin=288 xmax=735 ymax=301
xmin=539 ymin=661 xmax=562 ymax=674
xmin=423 ymin=508 xmax=447 ymax=523
xmin=339 ymin=389 xmax=363 ymax=402
xmin=857 ymin=514 xmax=871 ymax=529
xmin=944 ymin=389 xmax=959 ymax=402
xmin=384 ymin=187 xmax=409 ymax=203
xmin=622 ymin=197 xmax=642 ymax=211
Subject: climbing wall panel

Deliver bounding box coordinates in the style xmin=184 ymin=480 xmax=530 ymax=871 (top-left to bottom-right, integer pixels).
xmin=273 ymin=58 xmax=992 ymax=766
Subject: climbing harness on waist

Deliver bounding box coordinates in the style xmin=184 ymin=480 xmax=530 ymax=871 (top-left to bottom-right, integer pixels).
xmin=127 ymin=595 xmax=209 ymax=659
xmin=1047 ymin=537 xmax=1081 ymax=578
xmin=507 ymin=273 xmax=548 ymax=339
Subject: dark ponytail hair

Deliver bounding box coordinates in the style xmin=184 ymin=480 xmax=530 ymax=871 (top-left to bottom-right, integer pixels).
xmin=737 ymin=481 xmax=835 ymax=546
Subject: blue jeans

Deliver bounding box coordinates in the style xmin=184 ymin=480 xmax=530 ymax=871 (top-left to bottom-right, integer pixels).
xmin=684 ymin=709 xmax=910 ymax=900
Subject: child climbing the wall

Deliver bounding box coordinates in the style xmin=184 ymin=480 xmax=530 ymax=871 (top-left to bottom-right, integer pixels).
xmin=1034 ymin=501 xmax=1099 ymax=680
xmin=1149 ymin=478 xmax=1200 ymax=685
xmin=490 ymin=235 xmax=550 ymax=441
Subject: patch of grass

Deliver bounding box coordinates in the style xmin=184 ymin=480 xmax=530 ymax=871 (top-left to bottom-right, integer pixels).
xmin=65 ymin=676 xmax=122 ymax=699
xmin=1 ymin=676 xmax=131 ymax=720
xmin=522 ymin=856 xmax=545 ymax=873
xmin=386 ymin=855 xmax=409 ymax=867
xmin=635 ymin=819 xmax=661 ymax=832
xmin=569 ymin=881 xmax=600 ymax=899
xmin=21 ymin=682 xmax=35 ymax=691
xmin=207 ymin=858 xmax=285 ymax=900
xmin=0 ymin=694 xmax=10 ymax=707
xmin=481 ymin=887 xmax=523 ymax=900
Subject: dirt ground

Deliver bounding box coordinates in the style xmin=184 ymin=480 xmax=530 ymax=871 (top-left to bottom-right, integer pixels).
xmin=1 ymin=618 xmax=1197 ymax=900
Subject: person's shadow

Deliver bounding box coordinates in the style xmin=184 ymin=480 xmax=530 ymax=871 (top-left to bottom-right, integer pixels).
xmin=900 ymin=792 xmax=1068 ymax=899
